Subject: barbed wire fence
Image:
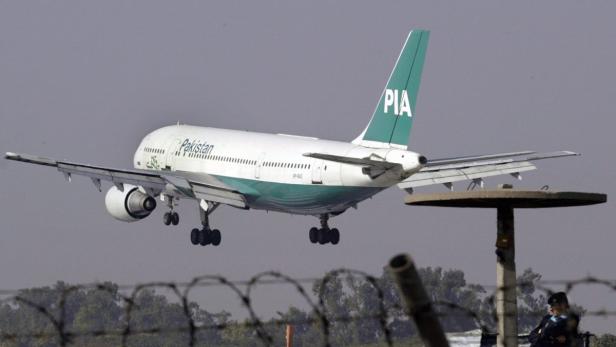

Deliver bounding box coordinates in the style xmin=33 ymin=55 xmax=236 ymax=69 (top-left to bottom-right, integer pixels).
xmin=0 ymin=269 xmax=614 ymax=347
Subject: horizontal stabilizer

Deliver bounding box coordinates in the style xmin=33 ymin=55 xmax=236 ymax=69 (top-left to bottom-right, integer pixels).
xmin=303 ymin=152 xmax=400 ymax=170
xmin=423 ymin=151 xmax=578 ymax=171
xmin=400 ymin=161 xmax=536 ymax=189
xmin=425 ymin=150 xmax=536 ymax=167
xmin=399 ymin=150 xmax=578 ymax=190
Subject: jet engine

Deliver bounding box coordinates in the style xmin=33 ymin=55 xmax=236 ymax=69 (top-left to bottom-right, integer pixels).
xmin=104 ymin=184 xmax=157 ymax=222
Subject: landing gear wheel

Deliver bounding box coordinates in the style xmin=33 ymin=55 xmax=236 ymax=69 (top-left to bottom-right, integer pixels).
xmin=199 ymin=229 xmax=210 ymax=246
xmin=318 ymin=228 xmax=329 ymax=245
xmin=330 ymin=228 xmax=340 ymax=245
xmin=210 ymin=229 xmax=221 ymax=246
xmin=163 ymin=212 xmax=172 ymax=226
xmin=171 ymin=212 xmax=179 ymax=225
xmin=190 ymin=228 xmax=200 ymax=245
xmin=309 ymin=227 xmax=319 ymax=244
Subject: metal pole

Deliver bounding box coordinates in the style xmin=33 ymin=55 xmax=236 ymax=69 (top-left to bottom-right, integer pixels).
xmin=389 ymin=254 xmax=450 ymax=347
xmin=285 ymin=324 xmax=294 ymax=347
xmin=496 ymin=207 xmax=518 ymax=347
xmin=581 ymin=332 xmax=593 ymax=347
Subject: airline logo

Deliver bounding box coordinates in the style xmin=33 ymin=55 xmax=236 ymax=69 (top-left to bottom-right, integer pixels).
xmin=145 ymin=156 xmax=161 ymax=170
xmin=383 ymin=89 xmax=412 ymax=117
xmin=180 ymin=138 xmax=215 ymax=156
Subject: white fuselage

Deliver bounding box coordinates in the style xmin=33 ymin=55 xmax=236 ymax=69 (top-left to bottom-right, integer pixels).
xmin=133 ymin=125 xmax=423 ymax=215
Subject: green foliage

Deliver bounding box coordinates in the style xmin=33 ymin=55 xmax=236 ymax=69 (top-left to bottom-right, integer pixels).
xmin=593 ymin=334 xmax=616 ymax=347
xmin=347 ymin=336 xmax=424 ymax=347
xmin=416 ymin=267 xmax=486 ymax=332
xmin=0 ymin=282 xmax=227 ymax=347
xmin=516 ymin=267 xmax=546 ymax=331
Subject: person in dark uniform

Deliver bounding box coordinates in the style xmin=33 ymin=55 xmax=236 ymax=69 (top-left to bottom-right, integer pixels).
xmin=566 ymin=312 xmax=582 ymax=347
xmin=528 ymin=292 xmax=572 ymax=347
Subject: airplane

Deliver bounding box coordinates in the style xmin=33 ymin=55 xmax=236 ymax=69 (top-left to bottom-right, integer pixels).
xmin=5 ymin=29 xmax=577 ymax=247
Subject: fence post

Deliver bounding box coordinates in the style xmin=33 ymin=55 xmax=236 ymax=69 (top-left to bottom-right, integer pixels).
xmin=286 ymin=324 xmax=294 ymax=347
xmin=389 ymin=254 xmax=450 ymax=347
xmin=581 ymin=332 xmax=593 ymax=347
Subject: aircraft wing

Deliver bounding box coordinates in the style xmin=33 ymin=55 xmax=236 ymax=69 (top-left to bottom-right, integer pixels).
xmin=398 ymin=150 xmax=578 ymax=190
xmin=4 ymin=152 xmax=248 ymax=209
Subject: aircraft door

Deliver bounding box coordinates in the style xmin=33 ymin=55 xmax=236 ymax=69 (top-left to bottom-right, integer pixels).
xmin=255 ymin=153 xmax=266 ymax=179
xmin=164 ymin=138 xmax=183 ymax=170
xmin=311 ymin=159 xmax=324 ymax=184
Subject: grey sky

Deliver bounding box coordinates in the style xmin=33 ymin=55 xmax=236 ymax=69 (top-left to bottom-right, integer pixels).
xmin=1 ymin=1 xmax=615 ymax=333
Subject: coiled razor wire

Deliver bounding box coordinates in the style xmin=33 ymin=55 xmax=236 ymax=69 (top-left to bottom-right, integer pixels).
xmin=0 ymin=271 xmax=614 ymax=347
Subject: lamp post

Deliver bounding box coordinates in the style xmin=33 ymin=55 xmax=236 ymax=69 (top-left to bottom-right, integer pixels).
xmin=405 ymin=186 xmax=606 ymax=347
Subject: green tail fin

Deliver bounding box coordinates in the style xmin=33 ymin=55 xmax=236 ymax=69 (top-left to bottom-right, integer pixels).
xmin=354 ymin=30 xmax=430 ymax=148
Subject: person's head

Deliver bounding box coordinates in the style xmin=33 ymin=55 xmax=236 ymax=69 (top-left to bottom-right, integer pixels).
xmin=548 ymin=292 xmax=569 ymax=315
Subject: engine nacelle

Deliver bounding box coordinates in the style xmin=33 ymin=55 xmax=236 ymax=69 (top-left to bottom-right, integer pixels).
xmin=105 ymin=184 xmax=157 ymax=222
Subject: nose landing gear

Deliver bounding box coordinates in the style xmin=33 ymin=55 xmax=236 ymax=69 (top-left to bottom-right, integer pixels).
xmin=162 ymin=195 xmax=179 ymax=226
xmin=163 ymin=211 xmax=179 ymax=225
xmin=309 ymin=214 xmax=340 ymax=245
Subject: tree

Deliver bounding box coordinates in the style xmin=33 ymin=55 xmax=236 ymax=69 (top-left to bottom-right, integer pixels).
xmin=0 ymin=282 xmax=228 ymax=347
xmin=124 ymin=288 xmax=192 ymax=347
xmin=0 ymin=282 xmax=86 ymax=347
xmin=219 ymin=318 xmax=261 ymax=347
xmin=593 ymin=334 xmax=616 ymax=347
xmin=270 ymin=306 xmax=321 ymax=347
xmin=516 ymin=268 xmax=548 ymax=332
xmin=416 ymin=267 xmax=485 ymax=332
xmin=312 ymin=272 xmax=354 ymax=346
xmin=71 ymin=283 xmax=123 ymax=346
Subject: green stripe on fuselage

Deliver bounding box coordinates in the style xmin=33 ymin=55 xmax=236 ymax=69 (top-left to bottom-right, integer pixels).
xmin=212 ymin=175 xmax=384 ymax=215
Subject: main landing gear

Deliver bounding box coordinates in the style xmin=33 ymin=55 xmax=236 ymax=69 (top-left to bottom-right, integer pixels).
xmin=309 ymin=214 xmax=340 ymax=245
xmin=162 ymin=195 xmax=179 ymax=226
xmin=190 ymin=202 xmax=221 ymax=247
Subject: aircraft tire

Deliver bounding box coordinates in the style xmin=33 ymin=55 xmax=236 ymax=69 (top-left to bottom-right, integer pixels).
xmin=318 ymin=228 xmax=329 ymax=245
xmin=190 ymin=228 xmax=200 ymax=245
xmin=163 ymin=212 xmax=172 ymax=225
xmin=210 ymin=229 xmax=221 ymax=246
xmin=309 ymin=227 xmax=319 ymax=243
xmin=171 ymin=212 xmax=179 ymax=225
xmin=330 ymin=228 xmax=340 ymax=245
xmin=199 ymin=229 xmax=210 ymax=246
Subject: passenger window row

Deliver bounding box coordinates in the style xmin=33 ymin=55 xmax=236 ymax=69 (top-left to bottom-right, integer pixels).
xmin=264 ymin=162 xmax=310 ymax=169
xmin=181 ymin=151 xmax=311 ymax=169
xmin=185 ymin=151 xmax=258 ymax=165
xmin=144 ymin=147 xmax=165 ymax=154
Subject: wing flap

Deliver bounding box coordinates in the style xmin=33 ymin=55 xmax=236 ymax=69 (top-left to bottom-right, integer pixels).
xmin=57 ymin=162 xmax=166 ymax=189
xmin=191 ymin=182 xmax=247 ymax=209
xmin=169 ymin=171 xmax=248 ymax=209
